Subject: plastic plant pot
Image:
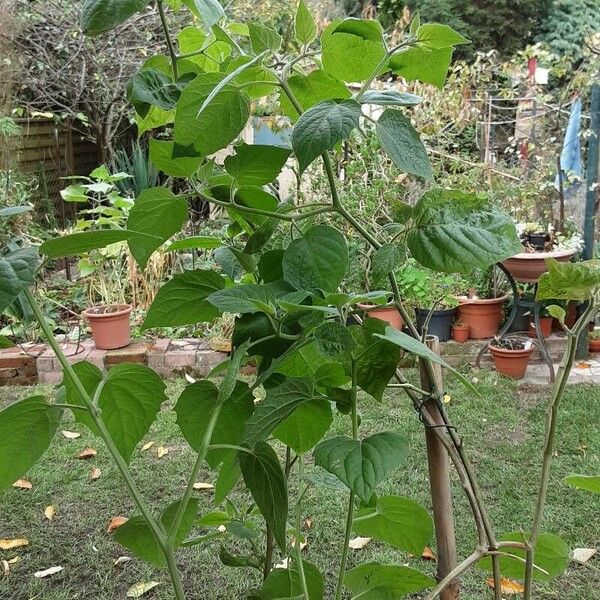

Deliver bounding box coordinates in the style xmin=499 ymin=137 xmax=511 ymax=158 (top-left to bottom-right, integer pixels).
xmin=457 ymin=295 xmax=508 ymax=339
xmin=451 ymin=324 xmax=469 ymax=343
xmin=489 ymin=341 xmax=534 ymax=380
xmin=414 ymin=307 xmax=456 ymax=342
xmin=357 ymin=304 xmax=404 ymax=330
xmin=83 ymin=304 xmax=133 ymax=350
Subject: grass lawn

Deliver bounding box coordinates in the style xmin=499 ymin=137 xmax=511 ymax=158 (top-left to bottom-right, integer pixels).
xmin=0 ymin=369 xmax=599 ymax=599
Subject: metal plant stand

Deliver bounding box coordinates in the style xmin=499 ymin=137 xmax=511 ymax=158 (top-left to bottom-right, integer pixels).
xmin=475 ymin=262 xmax=556 ymax=383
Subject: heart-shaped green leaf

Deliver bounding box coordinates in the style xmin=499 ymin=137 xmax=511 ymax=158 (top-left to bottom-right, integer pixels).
xmin=0 ymin=247 xmax=39 ymax=314
xmin=81 ymin=0 xmax=151 ymax=36
xmin=537 ymin=259 xmax=600 ymax=302
xmin=262 ymin=559 xmax=324 ymax=599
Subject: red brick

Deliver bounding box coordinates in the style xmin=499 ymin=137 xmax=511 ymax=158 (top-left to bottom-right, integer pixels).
xmin=36 ymin=357 xmax=54 ymax=372
xmin=87 ymin=349 xmax=107 ymax=369
xmin=10 ymin=376 xmax=38 ymax=386
xmin=0 ymin=352 xmax=28 ymax=368
xmin=164 ymin=351 xmax=196 ymax=368
xmin=38 ymin=371 xmax=63 ymax=385
xmin=17 ymin=365 xmax=38 ymax=377
xmin=0 ymin=368 xmax=17 ymax=379
xmin=150 ymin=338 xmax=170 ymax=353
xmin=105 ymin=341 xmax=148 ymax=365
xmin=147 ymin=353 xmax=165 ymax=369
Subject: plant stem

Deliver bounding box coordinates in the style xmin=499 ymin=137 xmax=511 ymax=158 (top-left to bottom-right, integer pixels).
xmin=295 ymin=456 xmax=310 ymax=599
xmin=157 ymin=0 xmax=179 ymax=81
xmin=24 ymin=289 xmax=185 ymax=600
xmin=523 ymin=301 xmax=597 ymax=598
xmin=334 ymin=361 xmax=359 ymax=600
xmin=424 ymin=548 xmax=486 ymax=600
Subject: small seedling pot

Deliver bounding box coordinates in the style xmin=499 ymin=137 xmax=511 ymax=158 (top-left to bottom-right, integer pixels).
xmin=414 ymin=307 xmax=456 ymax=342
xmin=357 ymin=304 xmax=404 ymax=330
xmin=528 ymin=232 xmax=548 ymax=251
xmin=489 ymin=342 xmax=533 ymax=379
xmin=451 ymin=324 xmax=470 ymax=343
xmin=83 ymin=304 xmax=133 ymax=350
xmin=528 ymin=316 xmax=553 ymax=339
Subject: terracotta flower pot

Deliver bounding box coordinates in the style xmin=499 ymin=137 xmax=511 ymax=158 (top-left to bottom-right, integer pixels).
xmin=83 ymin=304 xmax=133 ymax=350
xmin=502 ymin=249 xmax=575 ymax=283
xmin=590 ymin=339 xmax=600 ymax=353
xmin=357 ymin=304 xmax=404 ymax=330
xmin=451 ymin=324 xmax=469 ymax=343
xmin=528 ymin=316 xmax=553 ymax=339
xmin=456 ymin=295 xmax=508 ymax=339
xmin=489 ymin=344 xmax=533 ymax=379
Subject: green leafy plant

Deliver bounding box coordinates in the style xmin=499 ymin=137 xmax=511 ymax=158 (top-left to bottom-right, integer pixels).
xmin=1 ymin=4 xmax=598 ymax=600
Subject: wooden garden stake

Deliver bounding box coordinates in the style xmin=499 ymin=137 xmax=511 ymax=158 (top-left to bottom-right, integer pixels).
xmin=420 ymin=336 xmax=460 ymax=600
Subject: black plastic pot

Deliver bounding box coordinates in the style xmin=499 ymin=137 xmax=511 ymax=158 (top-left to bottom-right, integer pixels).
xmin=415 ymin=307 xmax=457 ymax=342
xmin=507 ymin=298 xmax=535 ymax=333
xmin=528 ymin=232 xmax=548 ymax=251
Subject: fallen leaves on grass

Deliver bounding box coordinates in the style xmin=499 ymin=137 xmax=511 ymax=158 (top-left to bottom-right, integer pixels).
xmin=90 ymin=467 xmax=102 ymax=481
xmin=34 ymin=566 xmax=63 ymax=578
xmin=193 ymin=482 xmax=214 ymax=491
xmin=75 ymin=448 xmax=97 ymax=460
xmin=1 ymin=560 xmax=9 ymax=577
xmin=156 ymin=446 xmax=169 ymax=458
xmin=44 ymin=506 xmax=56 ymax=521
xmin=61 ymin=430 xmax=81 ymax=440
xmin=348 ymin=537 xmax=371 ymax=549
xmin=485 ymin=577 xmax=524 ymax=595
xmin=141 ymin=441 xmax=154 ymax=452
xmin=127 ymin=581 xmax=161 ymax=597
xmin=303 ymin=516 xmax=313 ymax=529
xmin=107 ymin=516 xmax=128 ymax=533
xmin=421 ymin=546 xmax=436 ymax=560
xmin=12 ymin=479 xmax=32 ymax=490
xmin=0 ymin=539 xmax=28 ymax=550
xmin=576 ymin=362 xmax=592 ymax=369
xmin=572 ymin=548 xmax=596 ymax=564
xmin=114 ymin=556 xmax=132 ymax=567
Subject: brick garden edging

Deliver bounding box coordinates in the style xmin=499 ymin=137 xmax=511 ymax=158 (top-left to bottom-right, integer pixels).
xmin=0 ymin=338 xmax=228 ymax=386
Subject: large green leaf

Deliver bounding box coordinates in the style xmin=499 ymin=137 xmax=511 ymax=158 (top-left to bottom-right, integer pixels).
xmin=261 ymin=559 xmax=324 ymax=599
xmin=376 ymin=109 xmax=433 ymax=181
xmin=565 ymin=474 xmax=600 ymax=494
xmin=313 ymin=321 xmax=355 ymax=361
xmin=313 ymin=431 xmax=409 ymax=503
xmin=407 ymin=188 xmax=522 ymax=273
xmin=344 ymin=563 xmax=435 ymax=599
xmin=149 ymin=139 xmax=202 ymax=177
xmin=273 ymin=399 xmax=333 ymax=454
xmin=371 ymin=243 xmax=407 ymax=279
xmin=321 ymin=19 xmax=386 ymax=82
xmin=175 ymin=379 xmax=254 ymax=467
xmin=80 ymin=0 xmax=151 ymax=36
xmin=61 ymin=361 xmax=103 ymax=434
xmin=248 ymin=22 xmax=282 ymax=54
xmin=283 ymin=225 xmax=348 ymax=291
xmin=167 ymin=236 xmax=223 ymax=251
xmin=224 ymin=143 xmax=291 ymax=185
xmin=243 ymin=377 xmax=316 ymax=447
xmin=174 ymin=73 xmax=250 ymax=157
xmin=353 ymin=495 xmax=433 ymax=555
xmin=360 ymin=90 xmax=422 ymax=107
xmin=537 ymin=259 xmax=600 ymax=302
xmin=0 ymin=247 xmax=39 ymax=314
xmin=40 ymin=230 xmax=153 ymax=259
xmin=417 ymin=23 xmax=470 ymax=49
xmin=351 ymin=318 xmax=401 ymax=402
xmin=389 ymin=46 xmax=453 ymax=89
xmin=182 ymin=0 xmax=225 ymax=27
xmin=127 ymin=69 xmax=182 ymax=117
xmin=478 ymin=532 xmax=570 ymax=582
xmin=279 ymin=70 xmax=351 ymax=122
xmin=291 ymin=100 xmax=361 ymax=173
xmin=113 ymin=499 xmax=198 ymax=568
xmin=0 ymin=396 xmax=62 ymax=492
xmin=127 ymin=187 xmax=188 ymax=269
xmin=294 ymin=0 xmax=317 ymax=45
xmin=142 ymin=269 xmax=226 ymax=330
xmin=239 ymin=441 xmax=288 ymax=551
xmin=207 ymin=284 xmax=276 ymax=315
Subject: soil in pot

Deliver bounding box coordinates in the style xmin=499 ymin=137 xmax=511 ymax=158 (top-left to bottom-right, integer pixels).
xmin=451 ymin=324 xmax=469 ymax=343
xmin=357 ymin=304 xmax=404 ymax=330
xmin=528 ymin=316 xmax=553 ymax=339
xmin=414 ymin=307 xmax=456 ymax=342
xmin=489 ymin=338 xmax=534 ymax=380
xmin=457 ymin=295 xmax=508 ymax=339
xmin=83 ymin=304 xmax=133 ymax=350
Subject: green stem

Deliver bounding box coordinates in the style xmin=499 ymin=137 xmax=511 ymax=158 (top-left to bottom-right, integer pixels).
xmin=24 ymin=289 xmax=185 ymax=600
xmin=157 ymin=0 xmax=179 ymax=81
xmin=334 ymin=360 xmax=359 ymax=600
xmin=295 ymin=456 xmax=310 ymax=599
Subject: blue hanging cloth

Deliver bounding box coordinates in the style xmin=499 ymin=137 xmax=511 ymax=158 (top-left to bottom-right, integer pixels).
xmin=555 ymin=96 xmax=583 ymax=199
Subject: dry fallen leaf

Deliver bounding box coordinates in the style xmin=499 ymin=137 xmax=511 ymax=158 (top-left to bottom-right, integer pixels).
xmin=75 ymin=447 xmax=97 ymax=460
xmin=290 ymin=536 xmax=308 ymax=552
xmin=90 ymin=467 xmax=102 ymax=481
xmin=485 ymin=577 xmax=525 ymax=595
xmin=61 ymin=430 xmax=81 ymax=440
xmin=12 ymin=479 xmax=32 ymax=490
xmin=576 ymin=362 xmax=592 ymax=370
xmin=0 ymin=539 xmax=28 ymax=551
xmin=303 ymin=516 xmax=313 ymax=530
xmin=348 ymin=537 xmax=371 ymax=549
xmin=193 ymin=482 xmax=214 ymax=491
xmin=127 ymin=581 xmax=161 ymax=598
xmin=114 ymin=556 xmax=132 ymax=567
xmin=572 ymin=548 xmax=596 ymax=564
xmin=107 ymin=516 xmax=128 ymax=533
xmin=44 ymin=506 xmax=56 ymax=521
xmin=184 ymin=373 xmax=196 ymax=384
xmin=274 ymin=557 xmax=289 ymax=569
xmin=34 ymin=566 xmax=63 ymax=578
xmin=1 ymin=560 xmax=9 ymax=577
xmin=217 ymin=525 xmax=227 ymax=533
xmin=7 ymin=557 xmax=19 ymax=565
xmin=421 ymin=546 xmax=436 ymax=560
xmin=141 ymin=441 xmax=154 ymax=452
xmin=156 ymin=446 xmax=169 ymax=458
xmin=443 ymin=394 xmax=452 ymax=404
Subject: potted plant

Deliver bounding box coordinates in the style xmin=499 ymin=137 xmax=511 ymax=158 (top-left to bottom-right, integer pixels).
xmin=456 ymin=267 xmax=509 ymax=339
xmin=528 ymin=305 xmax=553 ymax=339
xmin=451 ymin=319 xmax=469 ymax=343
xmin=489 ymin=336 xmax=534 ymax=379
xmin=589 ymin=329 xmax=600 ymax=353
xmin=397 ymin=260 xmax=459 ymax=342
xmin=83 ymin=304 xmax=133 ymax=350
xmin=357 ymin=300 xmax=404 ymax=330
